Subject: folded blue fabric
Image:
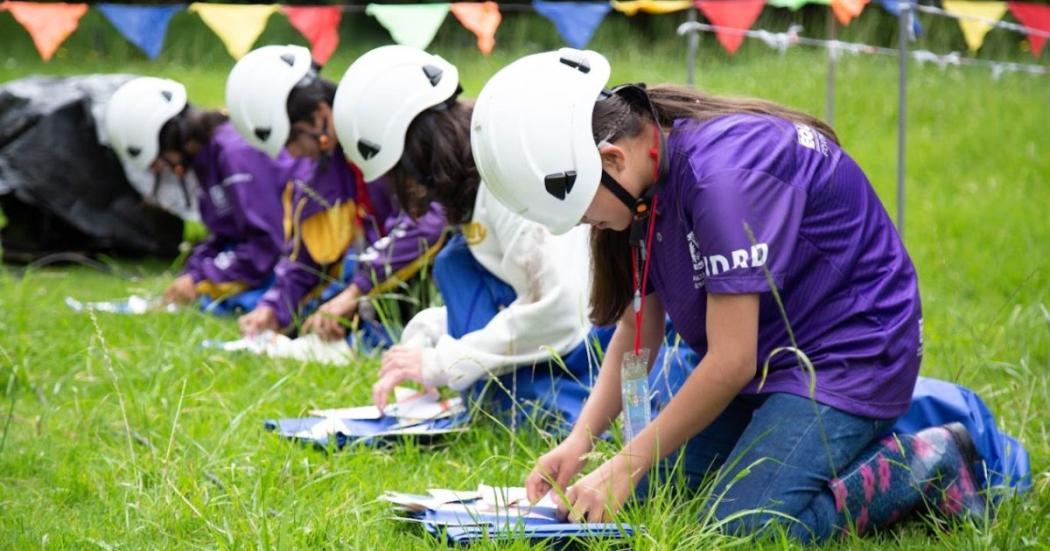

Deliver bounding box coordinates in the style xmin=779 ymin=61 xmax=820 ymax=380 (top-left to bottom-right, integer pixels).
xmin=264 ymin=412 xmax=468 ymax=449
xmin=410 ymin=504 xmax=635 ymax=544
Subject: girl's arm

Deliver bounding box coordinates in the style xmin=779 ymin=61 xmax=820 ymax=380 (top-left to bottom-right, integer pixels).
xmin=621 ymin=293 xmax=758 ymax=474
xmin=555 ymin=292 xmax=759 ymax=522
xmin=524 ymin=296 xmax=664 ymax=503
xmin=418 ymin=191 xmax=592 ymax=391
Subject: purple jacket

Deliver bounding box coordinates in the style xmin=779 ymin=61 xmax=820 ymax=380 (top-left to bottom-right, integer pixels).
xmin=183 ymin=122 xmax=291 ymax=297
xmin=259 ymin=150 xmax=448 ymax=328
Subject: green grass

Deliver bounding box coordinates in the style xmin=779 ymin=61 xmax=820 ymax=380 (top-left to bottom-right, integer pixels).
xmin=1 ymin=17 xmax=1049 ymax=550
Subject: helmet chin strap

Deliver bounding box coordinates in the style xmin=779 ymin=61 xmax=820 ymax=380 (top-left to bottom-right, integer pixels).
xmin=595 ymin=84 xmax=669 ymax=237
xmin=598 ymin=122 xmax=667 ymax=247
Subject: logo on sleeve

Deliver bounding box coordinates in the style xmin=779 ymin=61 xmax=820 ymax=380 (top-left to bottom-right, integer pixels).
xmin=686 ymin=231 xmax=769 ymax=289
xmin=209 ymin=185 xmax=229 ymax=212
xmin=214 ymin=250 xmax=235 ymax=270
xmin=795 ymin=123 xmax=829 ymax=157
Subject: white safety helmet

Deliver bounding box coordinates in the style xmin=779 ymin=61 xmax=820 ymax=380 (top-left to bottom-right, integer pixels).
xmin=226 ymin=44 xmax=314 ymax=158
xmin=333 ymin=45 xmax=461 ymax=182
xmin=471 ymin=48 xmax=611 ymax=235
xmin=105 ymin=77 xmax=188 ymax=172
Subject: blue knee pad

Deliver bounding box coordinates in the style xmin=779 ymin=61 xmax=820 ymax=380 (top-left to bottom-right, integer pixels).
xmin=199 ymin=273 xmax=275 ymax=316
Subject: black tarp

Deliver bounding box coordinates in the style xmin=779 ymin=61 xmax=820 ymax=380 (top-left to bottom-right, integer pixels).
xmin=0 ymin=75 xmax=183 ymax=263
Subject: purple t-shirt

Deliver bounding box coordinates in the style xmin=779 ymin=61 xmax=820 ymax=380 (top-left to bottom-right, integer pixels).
xmin=648 ymin=114 xmax=921 ymax=419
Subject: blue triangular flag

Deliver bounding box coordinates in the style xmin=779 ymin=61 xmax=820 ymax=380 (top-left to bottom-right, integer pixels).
xmin=875 ymin=0 xmax=924 ymax=38
xmin=98 ymin=4 xmax=184 ymax=59
xmin=532 ymin=0 xmax=612 ymax=49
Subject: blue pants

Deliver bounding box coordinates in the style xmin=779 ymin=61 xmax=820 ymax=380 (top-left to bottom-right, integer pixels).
xmin=637 ymin=391 xmax=894 ymax=542
xmin=637 ymin=370 xmax=1029 ymax=540
xmin=433 ymin=234 xmax=698 ymax=434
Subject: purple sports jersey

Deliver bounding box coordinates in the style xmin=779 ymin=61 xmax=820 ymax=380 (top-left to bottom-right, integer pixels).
xmin=183 ymin=122 xmax=291 ymax=292
xmin=259 ymin=148 xmax=448 ymax=328
xmin=647 ymin=114 xmax=921 ymax=419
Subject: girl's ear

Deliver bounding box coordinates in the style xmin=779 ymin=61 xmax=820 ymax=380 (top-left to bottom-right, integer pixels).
xmin=598 ymin=143 xmax=627 ymax=174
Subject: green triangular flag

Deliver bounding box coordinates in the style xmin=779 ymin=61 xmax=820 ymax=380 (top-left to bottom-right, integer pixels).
xmin=366 ymin=3 xmax=451 ymax=50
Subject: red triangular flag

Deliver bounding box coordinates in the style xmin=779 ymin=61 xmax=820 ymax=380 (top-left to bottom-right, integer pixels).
xmin=282 ymin=5 xmax=342 ymax=65
xmin=5 ymin=2 xmax=88 ymax=61
xmin=695 ymin=0 xmax=767 ymax=55
xmin=1008 ymin=2 xmax=1050 ymax=57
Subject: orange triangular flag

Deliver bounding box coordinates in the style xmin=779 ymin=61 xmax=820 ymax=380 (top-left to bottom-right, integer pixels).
xmin=450 ymin=2 xmax=501 ymax=55
xmin=5 ymin=2 xmax=88 ymax=61
xmin=831 ymin=0 xmax=869 ymax=25
xmin=695 ymin=0 xmax=767 ymax=55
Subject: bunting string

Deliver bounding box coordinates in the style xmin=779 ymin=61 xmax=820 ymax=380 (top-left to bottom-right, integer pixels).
xmin=677 ymin=20 xmax=1048 ymax=77
xmin=3 ymin=1 xmax=1048 ymax=65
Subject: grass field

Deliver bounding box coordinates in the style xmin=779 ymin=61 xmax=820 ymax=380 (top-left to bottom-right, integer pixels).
xmin=1 ymin=18 xmax=1048 ymax=549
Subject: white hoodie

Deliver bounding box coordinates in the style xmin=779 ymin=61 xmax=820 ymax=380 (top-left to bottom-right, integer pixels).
xmin=401 ymin=185 xmax=593 ymax=391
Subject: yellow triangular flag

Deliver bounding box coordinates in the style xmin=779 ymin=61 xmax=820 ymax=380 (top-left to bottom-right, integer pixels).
xmin=611 ymin=0 xmax=693 ymax=16
xmin=942 ymin=1 xmax=1008 ymax=53
xmin=189 ymin=3 xmax=278 ymax=59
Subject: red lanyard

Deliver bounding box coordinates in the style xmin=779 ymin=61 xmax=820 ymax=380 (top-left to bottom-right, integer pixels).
xmin=628 ymin=123 xmax=664 ymax=354
xmin=629 ymin=195 xmax=659 ymax=355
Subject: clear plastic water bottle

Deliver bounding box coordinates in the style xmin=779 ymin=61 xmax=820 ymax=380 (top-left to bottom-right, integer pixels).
xmin=621 ymin=348 xmax=651 ymax=442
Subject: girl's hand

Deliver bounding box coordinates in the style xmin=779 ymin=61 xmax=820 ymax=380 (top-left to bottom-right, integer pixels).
xmin=525 ymin=431 xmax=593 ymax=504
xmin=163 ymin=274 xmax=197 ymax=304
xmin=372 ymin=345 xmax=426 ymax=412
xmin=238 ymin=306 xmax=278 ymax=336
xmin=302 ymin=294 xmax=358 ymax=341
xmin=555 ymin=454 xmax=641 ymax=523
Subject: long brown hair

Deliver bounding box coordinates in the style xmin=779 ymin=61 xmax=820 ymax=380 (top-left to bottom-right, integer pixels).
xmin=389 ymin=101 xmax=479 ymax=224
xmin=589 ymin=85 xmax=838 ymax=326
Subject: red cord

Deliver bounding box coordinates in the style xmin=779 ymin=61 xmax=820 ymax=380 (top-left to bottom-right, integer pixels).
xmin=630 ymin=123 xmax=664 ymax=354
xmin=631 ymin=196 xmax=659 ymax=354
xmin=346 ymin=160 xmax=386 ymax=238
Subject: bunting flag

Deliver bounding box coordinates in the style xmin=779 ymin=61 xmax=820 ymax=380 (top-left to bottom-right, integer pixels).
xmin=611 ymin=0 xmax=692 ymax=16
xmin=450 ymin=2 xmax=501 ymax=55
xmin=875 ymin=0 xmax=923 ymax=36
xmin=533 ymin=0 xmax=612 ymax=49
xmin=188 ymin=3 xmax=278 ymax=59
xmin=97 ymin=4 xmax=182 ymax=59
xmin=768 ymin=0 xmax=830 ymax=11
xmin=1008 ymin=1 xmax=1050 ymax=56
xmin=4 ymin=2 xmax=88 ymax=61
xmin=942 ymin=1 xmax=1007 ymax=53
xmin=695 ymin=0 xmax=767 ymax=55
xmin=282 ymin=5 xmax=342 ymax=65
xmin=366 ymin=3 xmax=450 ymax=50
xmin=831 ymin=0 xmax=870 ymax=25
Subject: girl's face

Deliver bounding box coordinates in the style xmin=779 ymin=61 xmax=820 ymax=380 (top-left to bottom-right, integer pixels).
xmin=579 ymin=128 xmax=657 ymax=231
xmin=286 ymin=102 xmax=337 ymax=159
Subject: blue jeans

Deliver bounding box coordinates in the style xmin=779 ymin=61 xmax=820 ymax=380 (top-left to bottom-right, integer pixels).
xmin=637 ymin=392 xmax=896 ymax=542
